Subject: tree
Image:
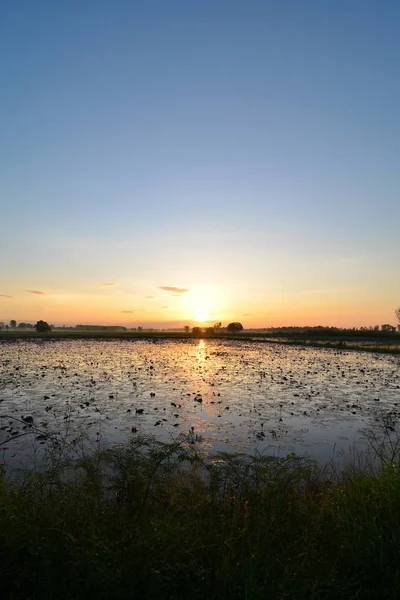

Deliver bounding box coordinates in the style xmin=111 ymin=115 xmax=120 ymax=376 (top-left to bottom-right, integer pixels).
xmin=0 ymin=322 xmax=4 ymax=330
xmin=381 ymin=324 xmax=396 ymax=333
xmin=35 ymin=320 xmax=51 ymax=332
xmin=226 ymin=322 xmax=243 ymax=333
xmin=184 ymin=326 xmax=190 ymax=333
xmin=10 ymin=320 xmax=16 ymax=329
xmin=214 ymin=322 xmax=222 ymax=331
xmin=205 ymin=327 xmax=215 ymax=334
xmin=396 ymin=308 xmax=400 ymax=327
xmin=18 ymin=322 xmax=27 ymax=328
xmin=192 ymin=327 xmax=203 ymax=336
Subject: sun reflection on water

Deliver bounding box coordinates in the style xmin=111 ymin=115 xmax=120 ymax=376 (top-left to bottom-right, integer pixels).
xmin=1 ymin=339 xmax=399 ymax=467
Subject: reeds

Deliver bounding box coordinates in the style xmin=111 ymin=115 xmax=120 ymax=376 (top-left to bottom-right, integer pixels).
xmin=1 ymin=428 xmax=400 ymax=599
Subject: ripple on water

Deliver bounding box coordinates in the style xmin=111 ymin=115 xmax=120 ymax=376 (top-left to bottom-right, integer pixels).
xmin=0 ymin=338 xmax=399 ymax=466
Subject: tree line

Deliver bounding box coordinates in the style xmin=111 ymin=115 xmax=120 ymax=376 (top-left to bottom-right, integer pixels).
xmin=0 ymin=320 xmax=52 ymax=332
xmin=185 ymin=322 xmax=244 ymax=335
xmin=1 ymin=309 xmax=399 ymax=335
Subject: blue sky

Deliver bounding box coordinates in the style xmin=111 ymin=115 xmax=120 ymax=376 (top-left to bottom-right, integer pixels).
xmin=1 ymin=1 xmax=399 ymax=327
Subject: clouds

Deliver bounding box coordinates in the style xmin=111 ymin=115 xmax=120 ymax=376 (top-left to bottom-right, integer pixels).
xmin=1 ymin=290 xmax=47 ymax=298
xmin=121 ymin=310 xmax=135 ymax=314
xmin=101 ymin=282 xmax=117 ymax=287
xmin=158 ymin=286 xmax=189 ymax=295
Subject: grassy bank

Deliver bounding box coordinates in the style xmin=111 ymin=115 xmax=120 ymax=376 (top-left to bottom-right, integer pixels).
xmin=1 ymin=435 xmax=400 ymax=599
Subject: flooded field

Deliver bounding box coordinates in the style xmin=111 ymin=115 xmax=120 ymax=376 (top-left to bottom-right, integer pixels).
xmin=1 ymin=338 xmax=399 ymax=465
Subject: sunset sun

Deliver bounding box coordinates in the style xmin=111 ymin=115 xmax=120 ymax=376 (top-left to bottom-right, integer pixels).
xmin=194 ymin=312 xmax=209 ymax=323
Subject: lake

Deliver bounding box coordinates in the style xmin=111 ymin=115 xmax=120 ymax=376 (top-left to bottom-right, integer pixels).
xmin=1 ymin=338 xmax=399 ymax=466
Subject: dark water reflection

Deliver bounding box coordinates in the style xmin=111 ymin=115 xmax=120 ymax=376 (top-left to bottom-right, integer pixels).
xmin=1 ymin=339 xmax=399 ymax=465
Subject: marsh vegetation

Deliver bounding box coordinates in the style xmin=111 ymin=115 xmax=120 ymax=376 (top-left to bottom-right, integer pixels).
xmin=1 ymin=429 xmax=400 ymax=599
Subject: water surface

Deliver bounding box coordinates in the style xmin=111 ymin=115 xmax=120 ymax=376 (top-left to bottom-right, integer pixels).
xmin=1 ymin=339 xmax=399 ymax=465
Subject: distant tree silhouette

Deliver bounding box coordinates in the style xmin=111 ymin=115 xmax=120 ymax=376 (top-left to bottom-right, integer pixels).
xmin=192 ymin=327 xmax=203 ymax=336
xmin=381 ymin=324 xmax=396 ymax=332
xmin=226 ymin=322 xmax=243 ymax=333
xmin=205 ymin=327 xmax=215 ymax=334
xmin=214 ymin=322 xmax=222 ymax=331
xmin=184 ymin=326 xmax=190 ymax=333
xmin=0 ymin=322 xmax=4 ymax=330
xmin=396 ymin=308 xmax=400 ymax=331
xmin=10 ymin=320 xmax=16 ymax=329
xmin=35 ymin=320 xmax=51 ymax=332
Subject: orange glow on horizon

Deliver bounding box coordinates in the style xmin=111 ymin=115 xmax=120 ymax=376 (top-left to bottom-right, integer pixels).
xmin=0 ymin=282 xmax=397 ymax=330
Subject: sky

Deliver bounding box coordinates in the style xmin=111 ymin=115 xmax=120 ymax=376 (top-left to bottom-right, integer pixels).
xmin=1 ymin=0 xmax=399 ymax=328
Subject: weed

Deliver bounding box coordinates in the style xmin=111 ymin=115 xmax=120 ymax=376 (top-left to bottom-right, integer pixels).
xmin=1 ymin=431 xmax=400 ymax=598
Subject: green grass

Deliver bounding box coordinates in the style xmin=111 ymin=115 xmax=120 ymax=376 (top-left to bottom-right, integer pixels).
xmin=1 ymin=434 xmax=400 ymax=599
